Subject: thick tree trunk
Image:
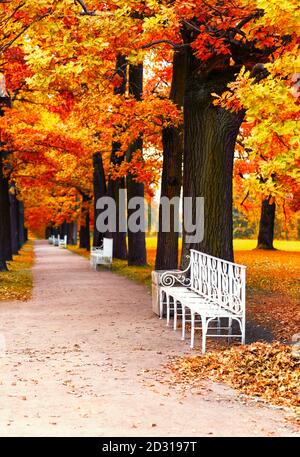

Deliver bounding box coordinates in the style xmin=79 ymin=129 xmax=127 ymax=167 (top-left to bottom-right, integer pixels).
xmin=126 ymin=63 xmax=147 ymax=266
xmin=79 ymin=198 xmax=90 ymax=251
xmin=93 ymin=152 xmax=107 ymax=247
xmin=126 ymin=138 xmax=147 ymax=266
xmin=45 ymin=225 xmax=52 ymax=239
xmin=17 ymin=200 xmax=25 ymax=249
xmin=2 ymin=173 xmax=12 ymax=261
xmin=0 ymin=97 xmax=11 ymax=269
xmin=155 ymin=127 xmax=182 ymax=270
xmin=155 ymin=49 xmax=186 ymax=270
xmin=108 ymin=55 xmax=127 ymax=260
xmin=10 ymin=184 xmax=19 ymax=254
xmin=181 ymin=55 xmax=244 ymax=266
xmin=0 ymin=152 xmax=8 ymax=270
xmin=67 ymin=221 xmax=77 ymax=245
xmin=59 ymin=220 xmax=67 ymax=237
xmin=257 ymin=197 xmax=276 ymax=249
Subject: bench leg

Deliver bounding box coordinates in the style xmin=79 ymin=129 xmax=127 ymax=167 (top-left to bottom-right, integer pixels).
xmin=173 ymin=300 xmax=177 ymax=331
xmin=159 ymin=289 xmax=164 ymax=319
xmin=190 ymin=312 xmax=195 ymax=349
xmin=166 ymin=294 xmax=170 ymax=327
xmin=228 ymin=317 xmax=233 ymax=343
xmin=181 ymin=305 xmax=186 ymax=341
xmin=242 ymin=317 xmax=246 ymax=344
xmin=201 ymin=315 xmax=207 ymax=354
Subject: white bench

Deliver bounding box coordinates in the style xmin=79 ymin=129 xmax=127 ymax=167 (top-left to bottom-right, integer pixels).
xmin=90 ymin=238 xmax=113 ymax=269
xmin=58 ymin=235 xmax=67 ymax=248
xmin=48 ymin=235 xmax=55 ymax=245
xmin=51 ymin=235 xmax=67 ymax=247
xmin=53 ymin=236 xmax=59 ymax=246
xmin=159 ymin=249 xmax=246 ymax=353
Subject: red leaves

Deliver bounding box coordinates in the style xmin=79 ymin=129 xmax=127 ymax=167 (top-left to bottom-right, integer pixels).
xmin=191 ymin=34 xmax=231 ymax=61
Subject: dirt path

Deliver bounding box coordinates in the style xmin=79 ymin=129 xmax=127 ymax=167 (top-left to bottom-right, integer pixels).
xmin=0 ymin=241 xmax=298 ymax=437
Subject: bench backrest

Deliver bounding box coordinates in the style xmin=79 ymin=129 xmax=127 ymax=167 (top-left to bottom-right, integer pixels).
xmin=103 ymin=238 xmax=113 ymax=259
xmin=190 ymin=249 xmax=246 ymax=315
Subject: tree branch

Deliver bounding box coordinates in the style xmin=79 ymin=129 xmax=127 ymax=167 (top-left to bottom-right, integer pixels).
xmin=74 ymin=0 xmax=95 ymax=16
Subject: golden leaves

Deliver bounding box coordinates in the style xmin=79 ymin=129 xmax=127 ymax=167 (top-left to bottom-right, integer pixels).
xmin=0 ymin=241 xmax=34 ymax=302
xmin=168 ymin=342 xmax=300 ymax=415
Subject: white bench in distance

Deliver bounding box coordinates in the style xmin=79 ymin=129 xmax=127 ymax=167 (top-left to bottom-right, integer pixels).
xmin=53 ymin=236 xmax=59 ymax=246
xmin=90 ymin=238 xmax=113 ymax=269
xmin=58 ymin=235 xmax=67 ymax=248
xmin=159 ymin=249 xmax=246 ymax=353
xmin=48 ymin=235 xmax=55 ymax=245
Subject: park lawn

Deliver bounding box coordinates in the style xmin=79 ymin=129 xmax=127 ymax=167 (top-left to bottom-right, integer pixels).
xmin=0 ymin=240 xmax=34 ymax=302
xmin=67 ymin=244 xmax=90 ymax=259
xmin=235 ymin=249 xmax=300 ymax=341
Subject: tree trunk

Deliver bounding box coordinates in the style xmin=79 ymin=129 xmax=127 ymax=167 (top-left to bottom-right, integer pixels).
xmin=10 ymin=184 xmax=19 ymax=254
xmin=126 ymin=138 xmax=147 ymax=266
xmin=181 ymin=55 xmax=244 ymax=266
xmin=79 ymin=198 xmax=90 ymax=251
xmin=155 ymin=49 xmax=186 ymax=270
xmin=17 ymin=199 xmax=25 ymax=249
xmin=108 ymin=54 xmax=128 ymax=260
xmin=45 ymin=225 xmax=52 ymax=239
xmin=93 ymin=152 xmax=107 ymax=247
xmin=67 ymin=221 xmax=77 ymax=245
xmin=0 ymin=152 xmax=8 ymax=270
xmin=126 ymin=63 xmax=147 ymax=266
xmin=2 ymin=172 xmax=12 ymax=261
xmin=257 ymin=197 xmax=276 ymax=249
xmin=59 ymin=220 xmax=67 ymax=237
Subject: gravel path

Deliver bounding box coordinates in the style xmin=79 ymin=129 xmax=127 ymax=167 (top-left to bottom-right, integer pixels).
xmin=0 ymin=241 xmax=298 ymax=437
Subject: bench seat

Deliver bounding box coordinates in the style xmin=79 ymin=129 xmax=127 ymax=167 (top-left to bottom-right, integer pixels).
xmin=158 ymin=249 xmax=246 ymax=353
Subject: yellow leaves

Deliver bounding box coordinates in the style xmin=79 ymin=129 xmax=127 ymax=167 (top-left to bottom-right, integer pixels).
xmin=168 ymin=342 xmax=300 ymax=414
xmin=0 ymin=241 xmax=34 ymax=302
xmin=39 ymin=110 xmax=61 ymax=130
xmin=127 ymin=49 xmax=147 ymax=66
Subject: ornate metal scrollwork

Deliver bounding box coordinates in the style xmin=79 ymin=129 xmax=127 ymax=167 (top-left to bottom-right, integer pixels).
xmin=160 ymin=256 xmax=191 ymax=287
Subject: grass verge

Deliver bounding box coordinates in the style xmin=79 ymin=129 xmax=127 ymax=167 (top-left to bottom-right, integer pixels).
xmin=0 ymin=240 xmax=35 ymax=302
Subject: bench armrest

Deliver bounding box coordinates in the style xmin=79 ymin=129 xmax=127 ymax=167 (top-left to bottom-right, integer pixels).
xmin=160 ymin=256 xmax=191 ymax=287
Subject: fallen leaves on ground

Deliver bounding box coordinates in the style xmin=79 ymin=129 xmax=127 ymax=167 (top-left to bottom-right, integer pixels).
xmin=235 ymin=250 xmax=300 ymax=341
xmin=0 ymin=241 xmax=34 ymax=302
xmin=167 ymin=342 xmax=300 ymax=416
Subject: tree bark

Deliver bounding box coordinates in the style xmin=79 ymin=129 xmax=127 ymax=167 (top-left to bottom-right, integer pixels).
xmin=67 ymin=221 xmax=77 ymax=245
xmin=79 ymin=197 xmax=90 ymax=251
xmin=155 ymin=49 xmax=186 ymax=270
xmin=126 ymin=63 xmax=147 ymax=266
xmin=17 ymin=199 xmax=25 ymax=249
xmin=93 ymin=152 xmax=107 ymax=247
xmin=10 ymin=184 xmax=19 ymax=254
xmin=59 ymin=221 xmax=68 ymax=237
xmin=0 ymin=152 xmax=8 ymax=270
xmin=45 ymin=225 xmax=52 ymax=239
xmin=2 ymin=172 xmax=12 ymax=261
xmin=0 ymin=96 xmax=11 ymax=269
xmin=181 ymin=53 xmax=244 ymax=266
xmin=257 ymin=196 xmax=276 ymax=249
xmin=108 ymin=54 xmax=127 ymax=260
